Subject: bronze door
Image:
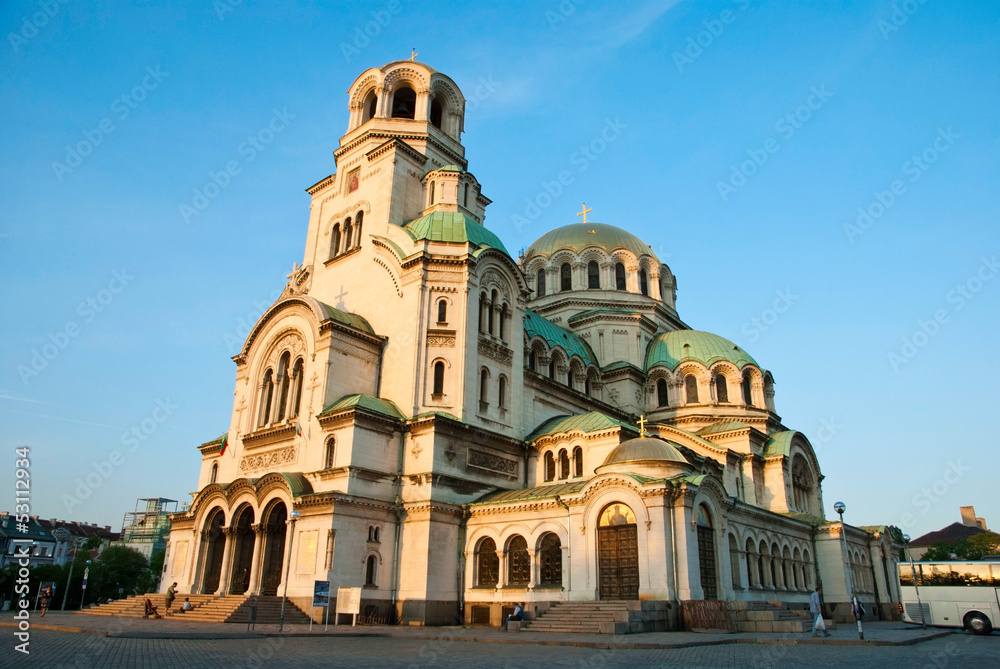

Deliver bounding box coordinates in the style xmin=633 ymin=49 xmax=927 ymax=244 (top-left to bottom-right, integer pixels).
xmin=598 ymin=524 xmax=639 ymax=600
xmin=697 ymin=525 xmax=718 ymax=600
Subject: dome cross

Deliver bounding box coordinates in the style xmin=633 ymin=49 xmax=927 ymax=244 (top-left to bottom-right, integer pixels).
xmin=577 ymin=203 xmax=592 ymax=225
xmin=637 ymin=414 xmax=647 ymax=438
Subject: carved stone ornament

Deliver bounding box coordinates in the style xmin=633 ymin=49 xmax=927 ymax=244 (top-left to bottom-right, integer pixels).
xmin=238 ymin=447 xmax=297 ymax=474
xmin=466 ymin=448 xmax=518 ymax=478
xmin=478 ymin=339 xmax=513 ymax=365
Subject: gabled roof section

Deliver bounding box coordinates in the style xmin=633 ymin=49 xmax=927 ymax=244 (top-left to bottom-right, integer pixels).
xmin=471 ymin=480 xmax=587 ymax=506
xmin=910 ymin=522 xmax=986 ymax=547
xmin=317 ymin=301 xmax=375 ymax=334
xmin=763 ymin=431 xmax=796 ymax=457
xmin=524 ymin=310 xmax=596 ymax=365
xmin=318 ymin=394 xmax=406 ymax=420
xmin=526 ymin=411 xmax=636 ymax=443
xmin=403 ymin=211 xmax=509 ymax=255
xmin=697 ymin=421 xmax=752 ymax=436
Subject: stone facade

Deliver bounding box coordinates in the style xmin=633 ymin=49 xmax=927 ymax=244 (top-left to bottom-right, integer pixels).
xmin=162 ymin=59 xmax=902 ymax=627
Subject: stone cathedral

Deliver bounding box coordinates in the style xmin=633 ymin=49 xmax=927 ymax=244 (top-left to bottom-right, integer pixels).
xmin=162 ymin=60 xmax=901 ymax=629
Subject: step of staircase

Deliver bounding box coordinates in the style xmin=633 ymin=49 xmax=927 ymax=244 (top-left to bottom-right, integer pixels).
xmin=76 ymin=593 xmax=312 ymax=624
xmin=523 ymin=602 xmax=629 ymax=634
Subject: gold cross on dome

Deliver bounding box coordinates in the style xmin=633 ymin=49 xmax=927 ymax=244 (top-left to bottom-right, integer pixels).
xmin=409 ymin=48 xmax=418 ymax=61
xmin=637 ymin=415 xmax=646 ymax=438
xmin=577 ymin=203 xmax=592 ymax=225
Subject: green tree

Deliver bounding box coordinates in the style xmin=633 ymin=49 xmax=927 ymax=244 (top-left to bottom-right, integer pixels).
xmin=922 ymin=531 xmax=1000 ymax=561
xmin=90 ymin=545 xmax=150 ymax=602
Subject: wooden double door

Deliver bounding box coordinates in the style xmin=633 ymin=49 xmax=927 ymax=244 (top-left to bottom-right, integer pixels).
xmin=598 ymin=523 xmax=639 ymax=600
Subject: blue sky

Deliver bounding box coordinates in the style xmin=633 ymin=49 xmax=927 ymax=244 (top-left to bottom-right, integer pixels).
xmin=1 ymin=0 xmax=997 ymax=537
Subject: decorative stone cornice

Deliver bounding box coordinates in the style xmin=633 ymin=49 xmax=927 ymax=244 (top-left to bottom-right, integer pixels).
xmin=477 ymin=337 xmax=513 ymax=365
xmin=241 ymin=424 xmax=297 ymax=449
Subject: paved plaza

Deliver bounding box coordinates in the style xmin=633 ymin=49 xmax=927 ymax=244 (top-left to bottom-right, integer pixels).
xmin=2 ymin=613 xmax=998 ymax=668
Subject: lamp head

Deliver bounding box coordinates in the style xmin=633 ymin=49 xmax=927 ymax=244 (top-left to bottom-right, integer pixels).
xmin=902 ymin=534 xmax=911 ymax=544
xmin=834 ymin=501 xmax=846 ymax=515
xmin=290 ymin=510 xmax=300 ymax=522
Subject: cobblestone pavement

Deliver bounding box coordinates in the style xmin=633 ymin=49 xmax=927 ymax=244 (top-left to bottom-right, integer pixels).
xmin=3 ymin=630 xmax=997 ymax=669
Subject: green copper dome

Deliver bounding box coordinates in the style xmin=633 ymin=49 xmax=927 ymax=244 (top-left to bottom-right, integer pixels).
xmin=645 ymin=330 xmax=758 ymax=371
xmin=525 ymin=223 xmax=659 ymax=261
xmin=602 ymin=436 xmax=688 ymax=466
xmin=403 ymin=211 xmax=508 ymax=255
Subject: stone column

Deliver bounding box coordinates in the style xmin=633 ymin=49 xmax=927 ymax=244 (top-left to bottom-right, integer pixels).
xmin=248 ymin=523 xmax=266 ymax=595
xmin=191 ymin=529 xmax=209 ymax=593
xmin=216 ymin=527 xmax=234 ymax=595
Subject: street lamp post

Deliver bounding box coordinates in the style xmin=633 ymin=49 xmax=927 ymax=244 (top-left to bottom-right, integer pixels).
xmin=51 ymin=528 xmax=79 ymax=611
xmin=278 ymin=510 xmax=300 ymax=633
xmin=902 ymin=534 xmax=927 ymax=629
xmin=80 ymin=560 xmax=92 ymax=610
xmin=834 ymin=501 xmax=864 ymax=640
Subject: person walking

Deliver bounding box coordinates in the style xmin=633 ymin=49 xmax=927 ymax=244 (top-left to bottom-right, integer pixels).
xmin=810 ymin=586 xmax=831 ymax=637
xmin=165 ymin=582 xmax=177 ymax=616
xmin=39 ymin=587 xmax=52 ymax=617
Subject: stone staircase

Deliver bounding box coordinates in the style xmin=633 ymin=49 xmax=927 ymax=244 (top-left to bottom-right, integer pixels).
xmin=726 ymin=601 xmax=837 ymax=633
xmin=523 ymin=601 xmax=674 ymax=634
xmin=78 ymin=593 xmax=311 ymax=625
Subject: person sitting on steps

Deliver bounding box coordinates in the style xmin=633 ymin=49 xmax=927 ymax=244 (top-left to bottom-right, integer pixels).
xmin=144 ymin=598 xmax=162 ymax=619
xmin=503 ymin=603 xmax=524 ymax=631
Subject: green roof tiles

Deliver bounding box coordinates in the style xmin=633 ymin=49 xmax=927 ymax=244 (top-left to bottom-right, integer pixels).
xmin=403 ymin=211 xmax=509 ymax=255
xmin=763 ymin=431 xmax=796 ymax=457
xmin=472 ymin=480 xmax=587 ymax=505
xmin=318 ymin=394 xmax=406 ymax=420
xmin=316 ymin=301 xmax=375 ymax=334
xmin=526 ymin=411 xmax=636 ymax=443
xmin=645 ymin=330 xmax=758 ymax=372
xmin=525 ymin=223 xmax=659 ymax=261
xmin=524 ymin=310 xmax=597 ymax=365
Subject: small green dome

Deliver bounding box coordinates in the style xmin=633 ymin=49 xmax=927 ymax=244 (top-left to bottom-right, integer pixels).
xmin=403 ymin=211 xmax=508 ymax=255
xmin=602 ymin=437 xmax=687 ymax=466
xmin=525 ymin=223 xmax=658 ymax=261
xmin=645 ymin=330 xmax=758 ymax=372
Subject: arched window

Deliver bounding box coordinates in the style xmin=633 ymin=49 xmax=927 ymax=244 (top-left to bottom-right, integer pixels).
xmin=528 ymin=350 xmax=536 ymax=371
xmin=429 ymin=98 xmax=442 ymax=128
xmin=566 ymin=367 xmax=573 ymax=388
xmin=429 ymin=180 xmax=436 ymax=205
xmin=489 ymin=290 xmax=497 ymax=335
xmin=656 ymin=379 xmax=669 ymax=407
xmin=560 ymin=263 xmax=572 ymax=291
xmin=324 ymin=437 xmax=335 ymax=469
xmin=476 ymin=537 xmax=499 ymax=588
xmin=258 ymin=369 xmax=274 ymax=427
xmin=539 ymin=533 xmax=562 ymax=586
xmin=729 ymin=535 xmax=741 ymax=589
xmin=330 ymin=223 xmax=341 ymax=258
xmin=343 ymin=217 xmax=353 ymax=250
xmin=498 ymin=376 xmax=507 ymax=410
xmin=362 ymin=90 xmax=377 ymax=123
xmin=536 ymin=269 xmax=546 ymax=297
xmin=587 ymin=261 xmax=600 ymax=289
xmin=558 ymin=449 xmax=569 ymax=479
xmin=437 ymin=299 xmax=447 ymax=324
xmin=432 ymin=361 xmax=445 ymax=397
xmin=714 ymin=374 xmax=728 ymax=403
xmin=463 ymin=183 xmax=469 ymax=208
xmin=210 ymin=462 xmax=218 ymax=484
xmin=639 ymin=269 xmax=649 ymax=296
xmin=368 ymin=526 xmax=375 ymax=542
xmin=507 ymin=536 xmax=530 ymax=586
xmin=742 ymin=373 xmax=753 ymax=406
xmin=573 ymin=446 xmax=583 ymax=477
xmin=499 ymin=304 xmax=508 ymax=341
xmin=479 ymin=368 xmax=489 ymax=403
xmin=354 ymin=210 xmax=363 ymax=246
xmin=615 ymin=263 xmax=626 ymax=290
xmin=478 ymin=292 xmax=487 ymax=332
xmin=365 ymin=555 xmax=377 ymax=585
xmin=548 ymin=359 xmax=555 ymax=379
xmin=373 ymin=527 xmax=380 ymax=542
xmin=390 ymin=85 xmax=416 ymax=119
xmin=275 ymin=352 xmax=291 ymax=422
xmin=685 ymin=375 xmax=698 ymax=404
xmin=544 ymin=452 xmax=555 ymax=482
xmin=289 ymin=359 xmax=304 ymax=418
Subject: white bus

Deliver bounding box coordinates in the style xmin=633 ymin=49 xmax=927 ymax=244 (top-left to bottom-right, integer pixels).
xmin=897 ymin=560 xmax=999 ymax=635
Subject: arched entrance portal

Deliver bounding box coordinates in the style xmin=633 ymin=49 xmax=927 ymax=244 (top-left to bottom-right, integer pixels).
xmin=201 ymin=509 xmax=225 ymax=594
xmin=259 ymin=501 xmax=288 ymax=596
xmin=228 ymin=505 xmax=255 ymax=594
xmin=597 ymin=503 xmax=639 ymax=600
xmin=696 ymin=506 xmax=718 ymax=599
